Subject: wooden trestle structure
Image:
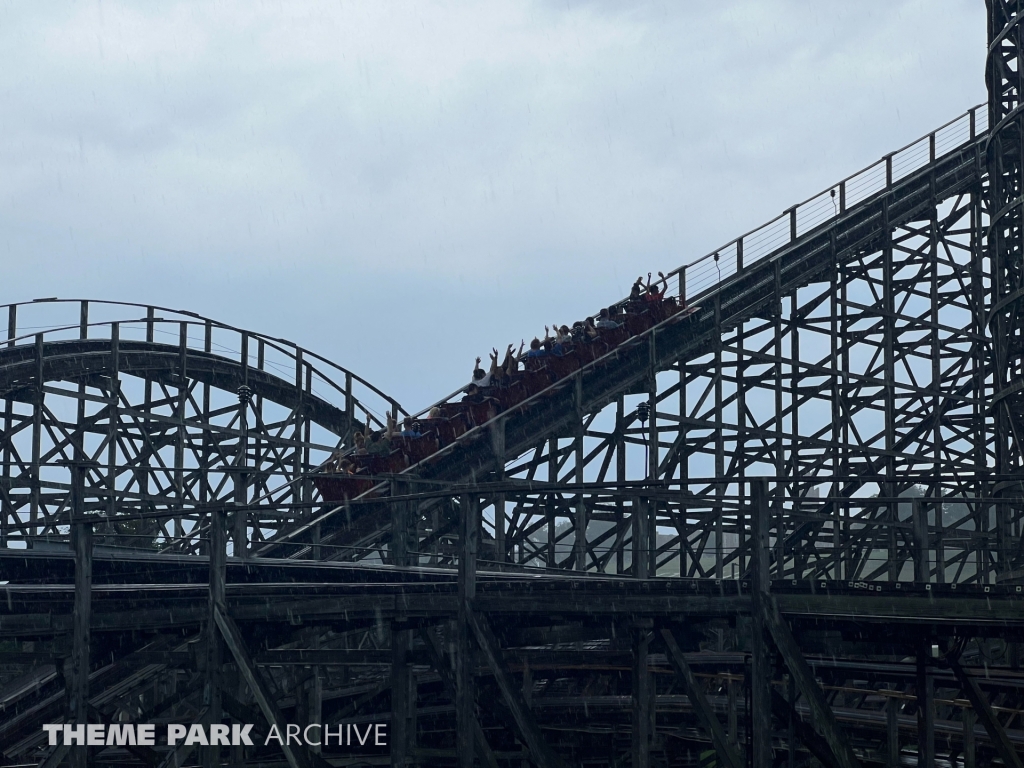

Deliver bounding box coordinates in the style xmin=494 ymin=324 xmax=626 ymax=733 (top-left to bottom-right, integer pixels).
xmin=4 ymin=3 xmax=1024 ymax=766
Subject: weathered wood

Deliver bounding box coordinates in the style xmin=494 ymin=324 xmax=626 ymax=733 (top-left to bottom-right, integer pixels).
xmin=214 ymin=607 xmax=312 ymax=768
xmin=391 ymin=625 xmax=412 ymax=768
xmin=457 ymin=494 xmax=478 ymax=768
xmin=469 ymin=611 xmax=566 ymax=768
xmin=750 ymin=478 xmax=774 ymax=768
xmin=948 ymin=653 xmax=1022 ymax=768
xmin=885 ymin=695 xmax=900 ymax=767
xmin=916 ymin=643 xmax=934 ymax=768
xmin=962 ymin=705 xmax=976 ymax=768
xmin=759 ymin=595 xmax=862 ymax=768
xmin=69 ymin=513 xmax=91 ymax=768
xmin=632 ymin=624 xmax=652 ymax=768
xmin=419 ymin=627 xmax=500 ymax=768
xmin=660 ymin=628 xmax=743 ymax=768
xmin=204 ymin=507 xmax=226 ymax=768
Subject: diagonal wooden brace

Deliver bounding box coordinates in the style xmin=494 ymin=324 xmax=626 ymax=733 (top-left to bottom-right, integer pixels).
xmin=214 ymin=606 xmax=316 ymax=768
xmin=757 ymin=595 xmax=862 ymax=768
xmin=468 ymin=611 xmax=567 ymax=768
xmin=660 ymin=628 xmax=744 ymax=768
xmin=948 ymin=654 xmax=1023 ymax=768
xmin=418 ymin=628 xmax=499 ymax=768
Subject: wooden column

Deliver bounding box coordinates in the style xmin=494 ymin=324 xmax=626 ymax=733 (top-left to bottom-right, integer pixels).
xmin=913 ymin=499 xmax=929 ymax=584
xmin=886 ymin=695 xmax=900 ymax=766
xmin=391 ymin=625 xmax=413 ymax=767
xmin=916 ymin=642 xmax=935 ymax=768
xmin=631 ymin=623 xmax=653 ymax=768
xmin=457 ymin=494 xmax=478 ymax=768
xmin=391 ymin=479 xmax=414 ymax=767
xmin=632 ymin=496 xmax=649 ymax=579
xmin=962 ymin=707 xmax=976 ymax=768
xmin=204 ymin=508 xmax=226 ymax=768
xmin=750 ymin=478 xmax=773 ymax=767
xmin=68 ymin=468 xmax=92 ymax=768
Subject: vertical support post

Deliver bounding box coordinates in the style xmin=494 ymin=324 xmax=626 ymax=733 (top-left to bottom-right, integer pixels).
xmin=727 ymin=677 xmax=738 ymax=747
xmin=205 ymin=507 xmax=226 ymax=768
xmin=886 ymin=695 xmax=900 ymax=767
xmin=714 ymin=296 xmax=724 ymax=580
xmin=787 ymin=675 xmax=796 ymax=768
xmin=493 ymin=416 xmax=506 ymax=564
xmin=546 ymin=437 xmax=556 ymax=568
xmin=962 ymin=707 xmax=976 ymax=768
xmin=344 ymin=372 xmax=354 ymax=446
xmin=788 ymin=206 xmax=797 ymax=241
xmin=68 ymin=465 xmax=91 ymax=768
xmin=632 ymin=496 xmax=649 ymax=579
xmin=916 ymin=642 xmax=934 ymax=768
xmin=616 ymin=396 xmax=626 ymax=575
xmin=456 ymin=494 xmax=478 ymax=768
xmin=391 ymin=480 xmax=409 ymax=567
xmin=750 ymin=478 xmax=773 ymax=767
xmin=309 ymin=634 xmax=322 ymax=756
xmin=107 ymin=325 xmax=120 ymax=521
xmin=235 ymin=336 xmax=250 ymax=559
xmin=573 ymin=374 xmax=586 ymax=572
xmin=913 ymin=499 xmax=929 ymax=583
xmin=31 ymin=334 xmax=43 ymax=539
xmin=2 ymin=306 xmax=16 ymax=546
xmin=175 ymin=323 xmax=188 ymax=534
xmin=391 ymin=623 xmax=412 ymax=767
xmin=631 ymin=623 xmax=652 ymax=768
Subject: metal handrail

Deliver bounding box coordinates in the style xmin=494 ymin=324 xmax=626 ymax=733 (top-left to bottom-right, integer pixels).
xmin=0 ymin=297 xmax=405 ymax=425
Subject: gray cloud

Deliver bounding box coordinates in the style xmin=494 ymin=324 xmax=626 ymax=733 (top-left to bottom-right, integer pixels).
xmin=0 ymin=0 xmax=986 ymax=407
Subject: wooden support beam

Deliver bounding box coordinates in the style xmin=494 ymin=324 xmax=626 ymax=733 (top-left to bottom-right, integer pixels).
xmin=633 ymin=495 xmax=649 ymax=578
xmin=948 ymin=654 xmax=1023 ymax=768
xmin=750 ymin=478 xmax=774 ymax=768
xmin=214 ymin=607 xmax=313 ymax=768
xmin=468 ymin=611 xmax=566 ymax=768
xmin=912 ymin=499 xmax=928 ymax=584
xmin=391 ymin=624 xmax=413 ymax=768
xmin=770 ymin=689 xmax=836 ymax=767
xmin=204 ymin=507 xmax=226 ymax=768
xmin=390 ymin=479 xmax=409 ymax=567
xmin=916 ymin=643 xmax=935 ymax=768
xmin=69 ymin=503 xmax=91 ymax=768
xmin=758 ymin=595 xmax=862 ymax=768
xmin=457 ymin=493 xmax=478 ymax=768
xmin=38 ymin=743 xmax=70 ymax=768
xmin=886 ymin=695 xmax=900 ymax=767
xmin=660 ymin=628 xmax=743 ymax=768
xmin=154 ymin=708 xmax=207 ymax=768
xmin=962 ymin=705 xmax=976 ymax=768
xmin=419 ymin=628 xmax=499 ymax=768
xmin=632 ymin=624 xmax=652 ymax=768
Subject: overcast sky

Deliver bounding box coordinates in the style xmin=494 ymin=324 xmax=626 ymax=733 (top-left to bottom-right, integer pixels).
xmin=0 ymin=0 xmax=985 ymax=411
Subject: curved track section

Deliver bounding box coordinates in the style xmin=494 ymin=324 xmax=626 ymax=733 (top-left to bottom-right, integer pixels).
xmin=0 ymin=299 xmax=403 ymax=555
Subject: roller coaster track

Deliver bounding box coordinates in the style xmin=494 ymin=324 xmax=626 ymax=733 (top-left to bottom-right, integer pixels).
xmin=272 ymin=105 xmax=993 ymax=565
xmin=5 ymin=24 xmax=1024 ymax=765
xmin=0 ymin=300 xmax=402 ymax=552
